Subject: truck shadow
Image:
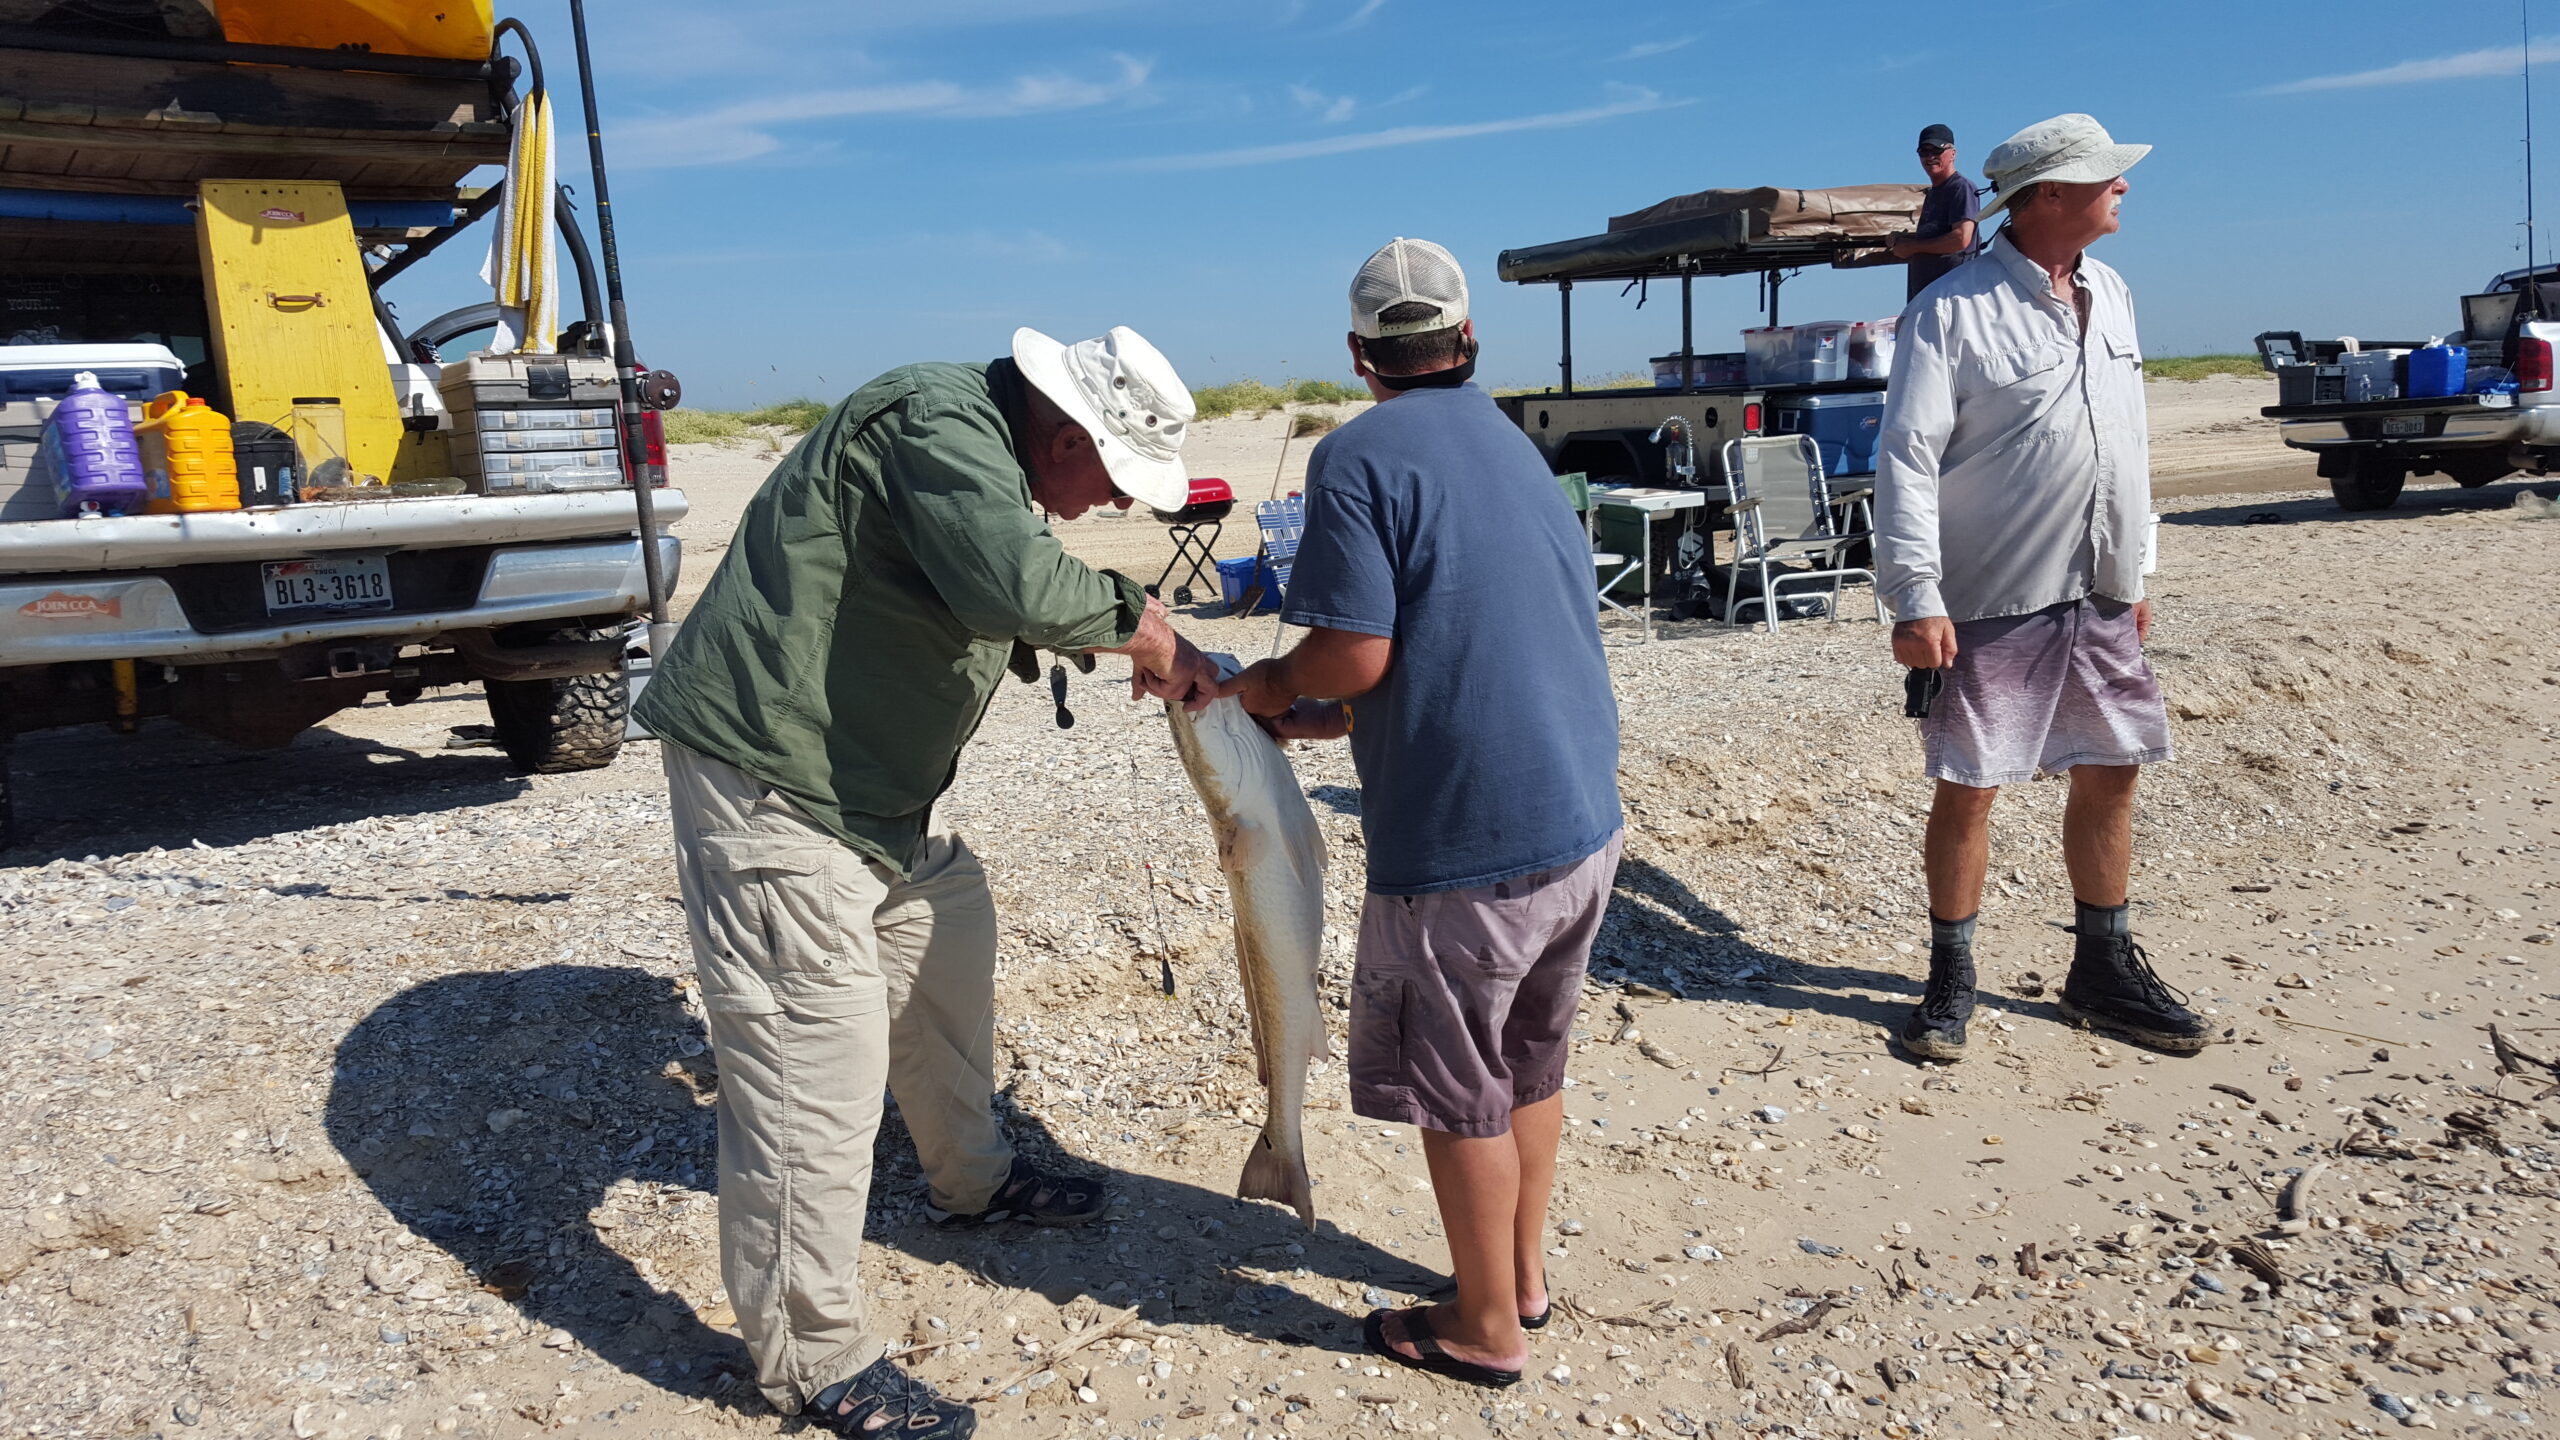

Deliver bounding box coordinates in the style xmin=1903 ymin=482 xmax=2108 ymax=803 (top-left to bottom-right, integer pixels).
xmin=323 ymin=964 xmax=1443 ymax=1413
xmin=1 ymin=714 xmax=528 ymax=862
xmin=2167 ymin=478 xmax=2549 ymax=527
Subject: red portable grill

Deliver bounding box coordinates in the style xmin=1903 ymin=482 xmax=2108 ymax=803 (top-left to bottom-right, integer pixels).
xmin=1146 ymin=476 xmax=1235 ymax=606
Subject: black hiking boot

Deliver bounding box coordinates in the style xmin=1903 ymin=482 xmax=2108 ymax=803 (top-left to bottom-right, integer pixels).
xmin=2058 ymin=926 xmax=2212 ymax=1054
xmin=1894 ymin=946 xmax=1977 ymax=1062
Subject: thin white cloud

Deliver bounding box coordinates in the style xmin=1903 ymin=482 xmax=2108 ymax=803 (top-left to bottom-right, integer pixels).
xmin=1329 ymin=0 xmax=1388 ymax=32
xmin=1114 ymin=90 xmax=1684 ymax=172
xmin=617 ymin=55 xmax=1153 ymax=167
xmin=1616 ymin=36 xmax=1695 ymax=60
xmin=1289 ymin=83 xmax=1358 ymax=123
xmin=2262 ymin=39 xmax=2560 ymax=95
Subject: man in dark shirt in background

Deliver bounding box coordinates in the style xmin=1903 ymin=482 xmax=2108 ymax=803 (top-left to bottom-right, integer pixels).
xmin=1889 ymin=123 xmax=1981 ymax=301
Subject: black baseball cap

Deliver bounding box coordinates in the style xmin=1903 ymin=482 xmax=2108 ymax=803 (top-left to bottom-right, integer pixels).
xmin=1917 ymin=123 xmax=1955 ymax=152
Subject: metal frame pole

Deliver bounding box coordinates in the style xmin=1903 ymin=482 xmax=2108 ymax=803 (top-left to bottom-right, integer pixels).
xmin=1559 ymin=281 xmax=1575 ymax=397
xmin=1679 ymin=271 xmax=1695 ymax=395
xmin=565 ymin=0 xmax=671 ymax=636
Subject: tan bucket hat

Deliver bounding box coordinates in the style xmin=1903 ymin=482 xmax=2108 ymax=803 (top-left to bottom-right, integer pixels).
xmin=1980 ymin=113 xmax=2150 ymax=219
xmin=1011 ymin=325 xmax=1193 ymax=513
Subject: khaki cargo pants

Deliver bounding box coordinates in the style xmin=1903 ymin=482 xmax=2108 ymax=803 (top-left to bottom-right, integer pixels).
xmin=662 ymin=743 xmax=1012 ymax=1412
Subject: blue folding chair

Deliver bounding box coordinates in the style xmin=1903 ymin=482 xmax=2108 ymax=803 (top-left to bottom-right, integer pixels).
xmin=1254 ymin=497 xmax=1305 ymax=605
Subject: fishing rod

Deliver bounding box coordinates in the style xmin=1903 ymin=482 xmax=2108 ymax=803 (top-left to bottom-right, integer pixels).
xmin=564 ymin=0 xmax=673 ymax=647
xmin=2529 ymin=0 xmax=2544 ymax=314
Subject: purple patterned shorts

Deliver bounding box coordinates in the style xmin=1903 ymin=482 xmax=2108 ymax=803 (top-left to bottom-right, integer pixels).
xmin=1921 ymin=596 xmax=2171 ymax=788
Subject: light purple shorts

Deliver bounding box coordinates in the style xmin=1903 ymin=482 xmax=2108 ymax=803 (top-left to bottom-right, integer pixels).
xmin=1348 ymin=832 xmax=1624 ymax=1139
xmin=1922 ymin=596 xmax=2171 ymax=788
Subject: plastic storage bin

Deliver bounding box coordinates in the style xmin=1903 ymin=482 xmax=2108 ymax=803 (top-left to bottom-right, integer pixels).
xmin=1772 ymin=391 xmax=1886 ymax=476
xmin=1650 ymin=352 xmax=1748 ymax=389
xmin=1793 ymin=322 xmax=1853 ymax=384
xmin=2276 ymin=363 xmax=2347 ymax=406
xmin=1848 ymin=317 xmax=1899 ymax=380
xmin=1217 ymin=556 xmax=1279 ymax=613
xmin=0 ymin=343 xmax=184 ymax=521
xmin=2405 ymin=343 xmax=2468 ymax=399
xmin=1743 ymin=327 xmax=1795 ymax=385
xmin=2341 ymin=349 xmax=2408 ymax=403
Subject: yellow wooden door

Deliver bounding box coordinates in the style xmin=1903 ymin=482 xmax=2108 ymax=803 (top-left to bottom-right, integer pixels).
xmin=195 ymin=180 xmax=401 ymax=483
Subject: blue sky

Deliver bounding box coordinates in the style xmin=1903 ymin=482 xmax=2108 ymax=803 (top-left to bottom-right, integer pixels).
xmin=395 ymin=1 xmax=2560 ymax=407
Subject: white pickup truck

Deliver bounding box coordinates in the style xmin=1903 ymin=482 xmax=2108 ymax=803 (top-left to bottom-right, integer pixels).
xmin=2259 ymin=266 xmax=2560 ymax=510
xmin=0 ymin=17 xmax=681 ymax=848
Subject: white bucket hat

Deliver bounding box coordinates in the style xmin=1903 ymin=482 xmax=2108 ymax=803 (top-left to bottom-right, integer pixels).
xmin=1011 ymin=325 xmax=1192 ymax=513
xmin=1980 ymin=113 xmax=2150 ymax=219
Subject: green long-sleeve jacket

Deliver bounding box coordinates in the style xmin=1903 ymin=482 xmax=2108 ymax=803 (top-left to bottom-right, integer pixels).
xmin=634 ymin=358 xmax=1144 ymax=875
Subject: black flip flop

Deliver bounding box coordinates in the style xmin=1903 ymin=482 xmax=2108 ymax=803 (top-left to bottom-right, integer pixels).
xmin=1364 ymin=1306 xmax=1523 ymax=1390
xmin=1521 ymin=1304 xmax=1551 ymax=1331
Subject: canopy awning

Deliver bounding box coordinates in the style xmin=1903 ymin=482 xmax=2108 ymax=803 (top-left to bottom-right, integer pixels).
xmin=1498 ymin=183 xmax=1926 ymax=284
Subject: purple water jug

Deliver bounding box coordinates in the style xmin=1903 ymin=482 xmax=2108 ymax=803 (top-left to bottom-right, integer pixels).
xmin=43 ymin=371 xmax=149 ymax=517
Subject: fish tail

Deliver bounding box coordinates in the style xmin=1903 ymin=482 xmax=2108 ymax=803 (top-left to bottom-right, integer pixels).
xmin=1237 ymin=1128 xmax=1315 ymax=1230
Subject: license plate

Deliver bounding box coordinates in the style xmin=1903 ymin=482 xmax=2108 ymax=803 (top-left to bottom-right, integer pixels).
xmin=2380 ymin=415 xmax=2427 ymax=437
xmin=262 ymin=556 xmax=393 ymax=614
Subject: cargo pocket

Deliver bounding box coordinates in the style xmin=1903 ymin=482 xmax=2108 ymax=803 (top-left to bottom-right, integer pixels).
xmin=696 ymin=833 xmax=885 ymax=1020
xmin=1346 ymin=969 xmax=1412 ymax=1110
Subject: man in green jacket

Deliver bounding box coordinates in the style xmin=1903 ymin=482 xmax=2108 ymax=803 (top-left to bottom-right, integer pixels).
xmin=634 ymin=325 xmax=1215 ymax=1439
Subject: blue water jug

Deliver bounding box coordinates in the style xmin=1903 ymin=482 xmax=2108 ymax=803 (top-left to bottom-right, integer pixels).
xmin=2406 ymin=343 xmax=2468 ymax=399
xmin=42 ymin=371 xmax=149 ymax=517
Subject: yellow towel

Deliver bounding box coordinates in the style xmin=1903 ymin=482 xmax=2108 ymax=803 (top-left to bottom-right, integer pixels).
xmin=481 ymin=88 xmax=557 ymax=354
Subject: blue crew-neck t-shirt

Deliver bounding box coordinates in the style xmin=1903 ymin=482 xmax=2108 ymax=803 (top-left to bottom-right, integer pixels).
xmin=1280 ymin=383 xmax=1622 ymax=896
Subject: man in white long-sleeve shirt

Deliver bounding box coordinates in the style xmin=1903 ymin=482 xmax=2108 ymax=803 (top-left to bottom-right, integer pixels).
xmin=1873 ymin=113 xmax=2212 ymax=1063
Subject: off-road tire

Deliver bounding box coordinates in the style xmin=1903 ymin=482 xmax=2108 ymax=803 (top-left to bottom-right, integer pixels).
xmin=0 ymin=740 xmax=16 ymax=851
xmin=484 ymin=627 xmax=627 ymax=774
xmin=2329 ymin=453 xmax=2406 ymax=512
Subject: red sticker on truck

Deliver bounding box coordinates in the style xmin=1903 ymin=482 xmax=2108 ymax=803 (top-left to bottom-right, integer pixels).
xmin=19 ymin=590 xmax=122 ymax=620
xmin=260 ymin=208 xmax=306 ymax=223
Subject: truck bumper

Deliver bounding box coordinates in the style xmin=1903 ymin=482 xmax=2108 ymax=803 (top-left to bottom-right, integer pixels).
xmin=2276 ymin=409 xmax=2527 ymax=451
xmin=0 ymin=532 xmax=678 ymax=667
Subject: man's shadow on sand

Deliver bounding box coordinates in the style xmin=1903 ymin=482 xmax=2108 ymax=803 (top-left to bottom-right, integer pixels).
xmin=323 ymin=965 xmax=1443 ymax=1412
xmin=1603 ymin=856 xmax=2068 ymax=1048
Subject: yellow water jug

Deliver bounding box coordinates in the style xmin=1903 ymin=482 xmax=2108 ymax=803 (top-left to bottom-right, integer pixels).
xmin=138 ymin=392 xmax=241 ymax=515
xmin=213 ymin=1 xmax=495 ymax=61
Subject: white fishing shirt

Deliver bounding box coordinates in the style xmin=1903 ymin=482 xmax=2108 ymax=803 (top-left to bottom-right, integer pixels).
xmin=1872 ymin=231 xmax=2150 ymax=624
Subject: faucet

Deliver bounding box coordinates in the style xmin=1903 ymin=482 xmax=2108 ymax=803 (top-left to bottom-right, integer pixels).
xmin=1650 ymin=416 xmax=1697 ymax=486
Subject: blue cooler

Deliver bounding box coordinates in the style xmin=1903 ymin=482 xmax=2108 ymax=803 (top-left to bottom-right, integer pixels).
xmin=1771 ymin=391 xmax=1885 ymax=476
xmin=1218 ymin=556 xmax=1279 ymax=613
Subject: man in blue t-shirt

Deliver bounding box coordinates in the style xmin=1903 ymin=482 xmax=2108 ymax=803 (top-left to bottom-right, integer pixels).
xmin=1890 ymin=123 xmax=1982 ymax=301
xmin=1220 ymin=237 xmax=1623 ymax=1390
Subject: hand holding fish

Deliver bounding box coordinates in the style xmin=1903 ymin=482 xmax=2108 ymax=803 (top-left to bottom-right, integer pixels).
xmin=1255 ymin=699 xmax=1348 ymax=742
xmin=1215 ymin=657 xmax=1300 ymax=718
xmin=1107 ymin=593 xmax=1222 ymax=706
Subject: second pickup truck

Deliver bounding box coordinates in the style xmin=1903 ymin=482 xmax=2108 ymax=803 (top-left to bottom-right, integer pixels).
xmin=2260 ymin=266 xmax=2559 ymax=511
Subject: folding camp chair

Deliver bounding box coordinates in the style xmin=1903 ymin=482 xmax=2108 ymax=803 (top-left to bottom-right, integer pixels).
xmin=1252 ymin=497 xmax=1305 ymax=608
xmin=1556 ymin=471 xmax=1638 ymax=627
xmin=1719 ymin=434 xmax=1885 ymax=635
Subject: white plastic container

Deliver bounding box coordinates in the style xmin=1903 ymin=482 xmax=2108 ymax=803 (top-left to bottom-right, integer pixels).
xmin=1743 ymin=327 xmax=1796 ymax=386
xmin=1849 ymin=317 xmax=1899 ymax=380
xmin=1793 ymin=322 xmax=1853 ymax=384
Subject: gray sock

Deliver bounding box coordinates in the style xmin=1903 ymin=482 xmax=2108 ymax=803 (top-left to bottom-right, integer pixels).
xmin=2075 ymin=901 xmax=2131 ymax=938
xmin=1929 ymin=912 xmax=1978 ymax=952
